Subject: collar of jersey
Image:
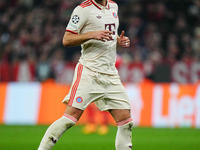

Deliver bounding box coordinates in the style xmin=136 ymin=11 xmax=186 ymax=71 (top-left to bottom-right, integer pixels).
xmin=90 ymin=0 xmax=110 ymax=10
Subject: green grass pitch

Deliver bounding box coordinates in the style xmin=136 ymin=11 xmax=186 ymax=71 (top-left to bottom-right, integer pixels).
xmin=0 ymin=125 xmax=200 ymax=150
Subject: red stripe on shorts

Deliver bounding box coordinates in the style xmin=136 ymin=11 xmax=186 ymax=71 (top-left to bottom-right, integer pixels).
xmin=66 ymin=29 xmax=78 ymax=35
xmin=68 ymin=64 xmax=83 ymax=106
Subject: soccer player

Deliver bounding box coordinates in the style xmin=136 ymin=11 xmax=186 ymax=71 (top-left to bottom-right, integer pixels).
xmin=38 ymin=0 xmax=133 ymax=150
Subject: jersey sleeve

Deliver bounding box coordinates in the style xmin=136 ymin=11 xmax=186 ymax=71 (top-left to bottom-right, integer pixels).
xmin=66 ymin=6 xmax=87 ymax=34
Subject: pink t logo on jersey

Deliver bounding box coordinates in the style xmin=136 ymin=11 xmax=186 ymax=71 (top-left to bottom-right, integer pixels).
xmin=105 ymin=23 xmax=115 ymax=40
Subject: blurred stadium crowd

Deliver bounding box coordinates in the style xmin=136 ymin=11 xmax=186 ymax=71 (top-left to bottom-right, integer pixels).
xmin=0 ymin=0 xmax=200 ymax=83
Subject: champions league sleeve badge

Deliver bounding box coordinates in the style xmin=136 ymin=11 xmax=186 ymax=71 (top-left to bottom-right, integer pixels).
xmin=72 ymin=15 xmax=80 ymax=24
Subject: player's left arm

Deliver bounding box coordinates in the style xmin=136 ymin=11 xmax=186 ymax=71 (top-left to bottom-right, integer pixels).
xmin=117 ymin=30 xmax=130 ymax=48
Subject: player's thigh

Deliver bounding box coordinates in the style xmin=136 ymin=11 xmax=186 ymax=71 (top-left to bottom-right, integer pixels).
xmin=64 ymin=105 xmax=84 ymax=121
xmin=109 ymin=109 xmax=131 ymax=123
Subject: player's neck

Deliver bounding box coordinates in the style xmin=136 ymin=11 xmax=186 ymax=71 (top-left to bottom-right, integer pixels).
xmin=95 ymin=0 xmax=107 ymax=7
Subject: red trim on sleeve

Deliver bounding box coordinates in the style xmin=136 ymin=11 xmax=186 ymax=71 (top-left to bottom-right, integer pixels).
xmin=80 ymin=0 xmax=92 ymax=8
xmin=66 ymin=30 xmax=78 ymax=35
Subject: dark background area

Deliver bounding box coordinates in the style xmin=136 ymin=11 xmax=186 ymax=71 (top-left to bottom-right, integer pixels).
xmin=0 ymin=0 xmax=200 ymax=83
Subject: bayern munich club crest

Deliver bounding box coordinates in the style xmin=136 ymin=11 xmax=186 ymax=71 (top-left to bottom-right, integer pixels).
xmin=112 ymin=12 xmax=118 ymax=18
xmin=72 ymin=15 xmax=80 ymax=24
xmin=76 ymin=96 xmax=83 ymax=103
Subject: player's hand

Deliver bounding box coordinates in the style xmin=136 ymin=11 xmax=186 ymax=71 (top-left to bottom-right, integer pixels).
xmin=89 ymin=30 xmax=113 ymax=42
xmin=118 ymin=30 xmax=130 ymax=47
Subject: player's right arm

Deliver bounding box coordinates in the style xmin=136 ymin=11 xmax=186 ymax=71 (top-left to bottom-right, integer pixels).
xmin=62 ymin=30 xmax=113 ymax=47
xmin=63 ymin=6 xmax=112 ymax=47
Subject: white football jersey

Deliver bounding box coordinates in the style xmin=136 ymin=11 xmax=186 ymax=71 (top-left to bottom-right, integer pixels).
xmin=66 ymin=0 xmax=119 ymax=75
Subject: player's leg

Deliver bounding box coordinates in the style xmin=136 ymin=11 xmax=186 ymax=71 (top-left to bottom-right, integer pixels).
xmin=38 ymin=106 xmax=83 ymax=150
xmin=109 ymin=109 xmax=133 ymax=150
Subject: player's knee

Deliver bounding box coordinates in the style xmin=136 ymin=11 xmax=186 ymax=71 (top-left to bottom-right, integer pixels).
xmin=110 ymin=109 xmax=131 ymax=123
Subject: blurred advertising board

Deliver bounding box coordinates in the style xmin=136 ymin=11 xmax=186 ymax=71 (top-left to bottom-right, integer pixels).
xmin=0 ymin=81 xmax=199 ymax=128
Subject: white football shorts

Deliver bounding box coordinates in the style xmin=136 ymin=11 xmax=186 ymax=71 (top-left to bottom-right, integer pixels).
xmin=62 ymin=63 xmax=131 ymax=111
